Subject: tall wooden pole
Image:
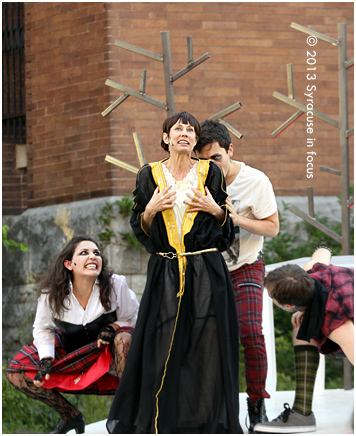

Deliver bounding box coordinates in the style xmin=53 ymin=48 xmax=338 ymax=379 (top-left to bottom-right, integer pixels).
xmin=338 ymin=23 xmax=351 ymax=256
xmin=161 ymin=31 xmax=175 ymax=116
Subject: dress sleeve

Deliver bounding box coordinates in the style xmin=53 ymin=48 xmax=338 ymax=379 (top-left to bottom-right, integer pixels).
xmin=130 ymin=165 xmax=158 ymax=251
xmin=33 ymin=293 xmax=56 ymax=360
xmin=110 ymin=275 xmax=139 ymax=328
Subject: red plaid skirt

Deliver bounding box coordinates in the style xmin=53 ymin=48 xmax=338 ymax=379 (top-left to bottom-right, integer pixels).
xmin=6 ymin=327 xmax=133 ymax=395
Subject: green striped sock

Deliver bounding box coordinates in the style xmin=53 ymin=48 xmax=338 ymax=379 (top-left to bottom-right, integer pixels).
xmin=292 ymin=345 xmax=320 ymax=416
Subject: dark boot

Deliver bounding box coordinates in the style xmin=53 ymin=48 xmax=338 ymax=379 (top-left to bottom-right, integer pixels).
xmin=49 ymin=412 xmax=86 ymax=434
xmin=246 ymin=398 xmax=268 ymax=433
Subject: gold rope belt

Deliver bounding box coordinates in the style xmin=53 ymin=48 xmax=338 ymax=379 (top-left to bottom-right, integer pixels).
xmin=156 ymin=247 xmax=218 ymax=259
xmin=154 ymin=246 xmax=218 ymax=433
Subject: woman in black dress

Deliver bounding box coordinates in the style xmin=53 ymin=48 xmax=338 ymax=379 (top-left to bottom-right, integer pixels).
xmin=107 ymin=112 xmax=243 ymax=434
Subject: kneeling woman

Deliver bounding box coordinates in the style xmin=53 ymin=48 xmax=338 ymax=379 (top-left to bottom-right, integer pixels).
xmin=6 ymin=235 xmax=139 ymax=434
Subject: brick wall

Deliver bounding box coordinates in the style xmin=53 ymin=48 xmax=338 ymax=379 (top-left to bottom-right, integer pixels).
xmin=105 ymin=2 xmax=354 ymax=197
xmin=24 ymin=2 xmax=113 ymax=208
xmin=14 ymin=2 xmax=354 ymax=211
xmin=2 ymin=139 xmax=28 ymax=215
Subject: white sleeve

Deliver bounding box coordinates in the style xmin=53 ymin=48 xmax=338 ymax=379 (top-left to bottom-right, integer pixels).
xmin=33 ymin=293 xmax=56 ymax=360
xmin=251 ymin=174 xmax=278 ymax=220
xmin=110 ymin=275 xmax=139 ymax=328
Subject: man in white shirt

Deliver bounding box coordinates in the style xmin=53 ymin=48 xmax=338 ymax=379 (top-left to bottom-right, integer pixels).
xmin=194 ymin=120 xmax=279 ymax=433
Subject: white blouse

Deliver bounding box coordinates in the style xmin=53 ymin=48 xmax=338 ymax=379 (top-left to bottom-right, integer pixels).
xmin=33 ymin=274 xmax=139 ymax=360
xmin=161 ymin=162 xmax=198 ymax=239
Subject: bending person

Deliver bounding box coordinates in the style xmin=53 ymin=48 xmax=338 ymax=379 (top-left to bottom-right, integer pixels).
xmin=107 ymin=111 xmax=243 ymax=434
xmin=7 ymin=235 xmax=139 ymax=434
xmin=254 ymin=247 xmax=354 ymax=434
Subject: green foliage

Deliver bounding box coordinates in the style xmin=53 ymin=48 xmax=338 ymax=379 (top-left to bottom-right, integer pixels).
xmin=263 ymin=205 xmax=296 ymax=265
xmin=2 ymin=365 xmax=58 ymax=433
xmin=98 ymin=203 xmax=116 ymax=243
xmin=97 ymin=195 xmax=141 ymax=250
xmin=116 ymin=194 xmax=135 ymax=218
xmin=276 ymin=371 xmax=295 ymax=391
xmin=324 ymin=355 xmax=347 ymax=389
xmin=273 ymin=307 xmax=295 ymax=391
xmin=238 ymin=343 xmax=246 ymax=394
xmin=98 ymin=227 xmax=115 ymax=244
xmin=2 ymin=366 xmax=113 ymax=434
xmin=2 ymin=225 xmax=29 ymax=253
xmin=263 ymin=201 xmax=353 ymax=267
xmin=98 ymin=202 xmax=116 ymax=226
xmin=119 ymin=231 xmax=142 ymax=251
xmin=337 ymin=183 xmax=354 ymax=205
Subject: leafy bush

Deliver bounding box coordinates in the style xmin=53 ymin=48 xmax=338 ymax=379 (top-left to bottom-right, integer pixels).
xmin=98 ymin=196 xmax=141 ymax=250
xmin=119 ymin=230 xmax=142 ymax=250
xmin=263 ymin=201 xmax=351 ymax=266
xmin=116 ymin=194 xmax=135 ymax=218
xmin=2 ymin=225 xmax=29 ymax=253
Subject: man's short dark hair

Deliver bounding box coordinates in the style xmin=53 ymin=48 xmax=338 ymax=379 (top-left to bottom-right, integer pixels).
xmin=194 ymin=120 xmax=231 ymax=153
xmin=264 ymin=264 xmax=315 ymax=307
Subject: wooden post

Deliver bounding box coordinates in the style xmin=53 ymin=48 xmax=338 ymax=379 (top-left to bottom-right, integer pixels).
xmin=161 ymin=31 xmax=175 ymax=116
xmin=338 ymin=23 xmax=351 ymax=256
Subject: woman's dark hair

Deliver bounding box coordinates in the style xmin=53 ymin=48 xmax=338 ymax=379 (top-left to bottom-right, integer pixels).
xmin=38 ymin=235 xmax=113 ymax=318
xmin=160 ymin=111 xmax=201 ymax=152
xmin=264 ymin=264 xmax=315 ymax=307
xmin=195 ymin=120 xmax=231 ymax=153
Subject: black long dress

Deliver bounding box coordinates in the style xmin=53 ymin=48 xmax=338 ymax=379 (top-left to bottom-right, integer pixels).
xmin=107 ymin=159 xmax=243 ymax=434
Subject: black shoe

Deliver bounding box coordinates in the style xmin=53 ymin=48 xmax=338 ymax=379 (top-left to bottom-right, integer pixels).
xmin=49 ymin=412 xmax=86 ymax=434
xmin=246 ymin=398 xmax=268 ymax=433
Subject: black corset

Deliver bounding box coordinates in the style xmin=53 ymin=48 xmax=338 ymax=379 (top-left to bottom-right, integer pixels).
xmin=55 ymin=311 xmax=117 ymax=353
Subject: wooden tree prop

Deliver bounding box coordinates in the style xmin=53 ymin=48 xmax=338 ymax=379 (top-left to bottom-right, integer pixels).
xmin=102 ymin=31 xmax=243 ymax=174
xmin=271 ymin=22 xmax=353 ymax=256
xmin=272 ymin=22 xmax=354 ymax=390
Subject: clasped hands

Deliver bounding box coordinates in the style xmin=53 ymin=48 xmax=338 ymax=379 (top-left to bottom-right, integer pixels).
xmin=145 ymin=186 xmax=231 ymax=224
xmin=145 ymin=186 xmax=177 ymax=215
xmin=146 ymin=186 xmax=219 ymax=214
xmin=184 ymin=187 xmax=222 ymax=217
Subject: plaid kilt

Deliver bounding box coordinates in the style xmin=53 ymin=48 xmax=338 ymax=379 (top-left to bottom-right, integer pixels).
xmin=6 ymin=326 xmax=134 ymax=395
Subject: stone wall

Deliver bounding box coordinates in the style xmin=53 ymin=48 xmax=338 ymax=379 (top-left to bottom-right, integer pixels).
xmin=2 ymin=196 xmax=150 ymax=357
xmin=2 ymin=195 xmax=348 ymax=357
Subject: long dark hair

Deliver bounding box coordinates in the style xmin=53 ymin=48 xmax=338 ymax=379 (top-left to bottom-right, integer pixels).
xmin=37 ymin=235 xmax=113 ymax=318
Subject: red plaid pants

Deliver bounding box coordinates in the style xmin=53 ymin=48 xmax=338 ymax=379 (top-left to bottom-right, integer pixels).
xmin=230 ymin=258 xmax=270 ymax=400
